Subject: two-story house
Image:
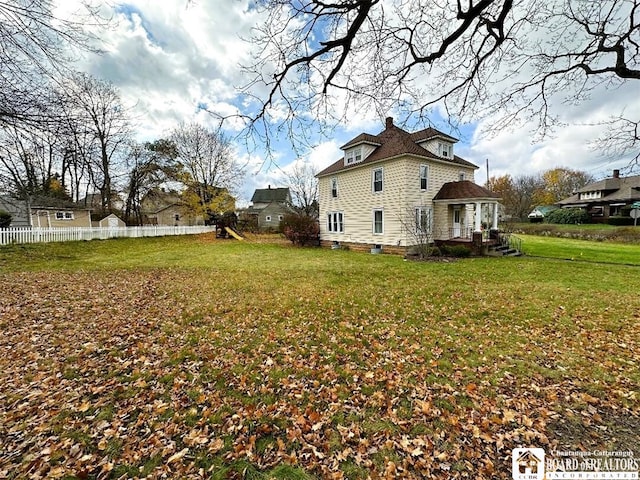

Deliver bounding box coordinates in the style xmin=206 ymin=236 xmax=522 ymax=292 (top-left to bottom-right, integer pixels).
xmin=239 ymin=186 xmax=295 ymax=232
xmin=316 ymin=117 xmax=501 ymax=253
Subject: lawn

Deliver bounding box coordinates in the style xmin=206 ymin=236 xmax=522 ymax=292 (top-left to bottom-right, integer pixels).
xmin=1 ymin=234 xmax=639 ymax=479
xmin=520 ymin=234 xmax=640 ymax=265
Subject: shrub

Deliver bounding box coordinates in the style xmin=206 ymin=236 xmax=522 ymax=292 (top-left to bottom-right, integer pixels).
xmin=281 ymin=214 xmax=319 ymax=246
xmin=0 ymin=210 xmax=12 ymax=228
xmin=440 ymin=245 xmax=471 ymax=257
xmin=545 ymin=208 xmax=590 ymax=224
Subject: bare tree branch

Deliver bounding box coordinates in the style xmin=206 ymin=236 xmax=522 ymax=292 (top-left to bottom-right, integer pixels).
xmin=237 ymin=0 xmax=639 ymax=164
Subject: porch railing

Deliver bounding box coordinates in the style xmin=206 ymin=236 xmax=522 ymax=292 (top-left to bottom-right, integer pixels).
xmin=498 ymin=232 xmax=522 ymax=253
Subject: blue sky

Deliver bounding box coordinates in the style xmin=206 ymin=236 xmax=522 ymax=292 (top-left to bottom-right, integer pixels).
xmin=57 ymin=0 xmax=639 ymax=206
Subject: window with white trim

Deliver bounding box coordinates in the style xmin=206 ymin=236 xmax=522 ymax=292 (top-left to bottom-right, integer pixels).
xmin=420 ymin=164 xmax=428 ymax=190
xmin=345 ymin=147 xmax=362 ymax=165
xmin=55 ymin=211 xmax=74 ymax=220
xmin=278 ymin=215 xmax=283 ymax=221
xmin=372 ymin=167 xmax=383 ymax=193
xmin=331 ymin=177 xmax=338 ymax=198
xmin=458 ymin=172 xmax=465 ymax=181
xmin=327 ymin=211 xmax=344 ymax=233
xmin=373 ymin=209 xmax=383 ymax=234
xmin=265 ymin=215 xmax=272 ymax=222
xmin=415 ymin=206 xmax=433 ymax=234
xmin=439 ymin=143 xmax=451 ymax=158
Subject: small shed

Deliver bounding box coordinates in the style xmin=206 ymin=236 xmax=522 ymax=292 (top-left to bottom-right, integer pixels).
xmin=528 ymin=205 xmax=558 ymax=223
xmin=97 ymin=213 xmax=126 ymax=228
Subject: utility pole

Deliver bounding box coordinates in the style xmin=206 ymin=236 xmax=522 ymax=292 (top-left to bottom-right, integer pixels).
xmin=486 ymin=159 xmax=489 ymax=185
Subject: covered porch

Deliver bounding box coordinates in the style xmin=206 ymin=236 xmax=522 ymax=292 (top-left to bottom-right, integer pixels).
xmin=432 ymin=181 xmax=502 ymax=253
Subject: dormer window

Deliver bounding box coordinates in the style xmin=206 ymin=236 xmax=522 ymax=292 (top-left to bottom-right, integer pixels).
xmin=346 ymin=147 xmax=362 ymax=165
xmin=439 ymin=143 xmax=451 ymax=158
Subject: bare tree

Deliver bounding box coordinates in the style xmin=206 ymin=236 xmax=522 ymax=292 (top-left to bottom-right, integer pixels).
xmin=240 ymin=0 xmax=639 ymax=160
xmin=170 ymin=122 xmax=244 ymax=219
xmin=0 ymin=0 xmax=107 ymax=129
xmin=398 ymin=205 xmax=435 ymax=259
xmin=594 ymin=116 xmax=640 ymax=166
xmin=61 ymin=73 xmax=131 ymax=214
xmin=0 ymin=123 xmax=69 ymax=199
xmin=286 ymin=161 xmax=319 ymax=218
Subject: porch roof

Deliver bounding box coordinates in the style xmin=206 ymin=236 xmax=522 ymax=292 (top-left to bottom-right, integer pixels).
xmin=433 ymin=181 xmax=501 ymax=202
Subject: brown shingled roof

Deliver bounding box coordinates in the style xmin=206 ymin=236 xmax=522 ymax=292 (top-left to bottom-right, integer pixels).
xmin=340 ymin=133 xmax=381 ymax=149
xmin=410 ymin=127 xmax=458 ymax=144
xmin=316 ymin=118 xmax=476 ymax=177
xmin=433 ymin=181 xmax=501 ymax=201
xmin=557 ymin=174 xmax=640 ymax=206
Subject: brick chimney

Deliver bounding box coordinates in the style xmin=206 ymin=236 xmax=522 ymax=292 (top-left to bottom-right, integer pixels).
xmin=613 ymin=169 xmax=620 ymax=178
xmin=385 ymin=117 xmax=394 ymax=129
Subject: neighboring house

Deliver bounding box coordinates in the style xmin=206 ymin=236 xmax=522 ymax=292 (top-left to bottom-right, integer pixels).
xmin=0 ymin=195 xmax=119 ymax=228
xmin=0 ymin=195 xmax=30 ymax=227
xmin=527 ymin=205 xmax=559 ymax=222
xmin=239 ymin=186 xmax=295 ymax=231
xmin=78 ymin=193 xmax=124 ymax=213
xmin=556 ymin=169 xmax=640 ymax=221
xmin=140 ymin=189 xmax=203 ymax=226
xmin=29 ymin=196 xmax=92 ymax=228
xmin=315 ymin=117 xmax=501 ymax=253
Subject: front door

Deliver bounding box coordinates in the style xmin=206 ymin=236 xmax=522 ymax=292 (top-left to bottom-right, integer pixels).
xmin=453 ymin=207 xmax=461 ymax=237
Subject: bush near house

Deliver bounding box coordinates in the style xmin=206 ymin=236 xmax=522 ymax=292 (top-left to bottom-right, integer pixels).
xmin=545 ymin=207 xmax=590 ymax=224
xmin=281 ymin=213 xmax=320 ymax=246
xmin=440 ymin=244 xmax=472 ymax=257
xmin=0 ymin=210 xmax=11 ymax=228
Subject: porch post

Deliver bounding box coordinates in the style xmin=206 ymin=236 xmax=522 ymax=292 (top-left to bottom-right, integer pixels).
xmin=474 ymin=202 xmax=482 ymax=232
xmin=492 ymin=202 xmax=499 ymax=229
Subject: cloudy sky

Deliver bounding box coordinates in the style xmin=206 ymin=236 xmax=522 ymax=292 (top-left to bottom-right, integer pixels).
xmin=57 ymin=0 xmax=640 ymax=205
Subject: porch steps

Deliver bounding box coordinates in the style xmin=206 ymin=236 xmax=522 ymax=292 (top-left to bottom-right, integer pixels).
xmin=488 ymin=244 xmax=522 ymax=257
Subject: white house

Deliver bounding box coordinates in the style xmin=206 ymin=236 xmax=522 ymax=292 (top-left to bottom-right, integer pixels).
xmin=316 ymin=117 xmax=501 ymax=253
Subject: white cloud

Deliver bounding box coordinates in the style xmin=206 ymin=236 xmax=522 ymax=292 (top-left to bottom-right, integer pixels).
xmin=52 ymin=0 xmax=640 ymax=199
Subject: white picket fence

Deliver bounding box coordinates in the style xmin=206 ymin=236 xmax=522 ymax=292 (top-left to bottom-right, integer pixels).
xmin=0 ymin=225 xmax=216 ymax=246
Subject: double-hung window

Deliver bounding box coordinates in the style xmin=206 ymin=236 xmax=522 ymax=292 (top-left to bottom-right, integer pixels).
xmin=372 ymin=167 xmax=383 ymax=193
xmin=439 ymin=143 xmax=451 ymax=158
xmin=327 ymin=212 xmax=344 ymax=233
xmin=346 ymin=147 xmax=362 ymax=165
xmin=331 ymin=178 xmax=338 ymax=198
xmin=420 ymin=164 xmax=428 ymax=191
xmin=415 ymin=206 xmax=432 ymax=234
xmin=373 ymin=209 xmax=383 ymax=234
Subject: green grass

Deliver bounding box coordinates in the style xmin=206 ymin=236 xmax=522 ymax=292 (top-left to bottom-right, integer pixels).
xmin=1 ymin=233 xmax=639 ymax=479
xmin=519 ymin=234 xmax=640 ymax=264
